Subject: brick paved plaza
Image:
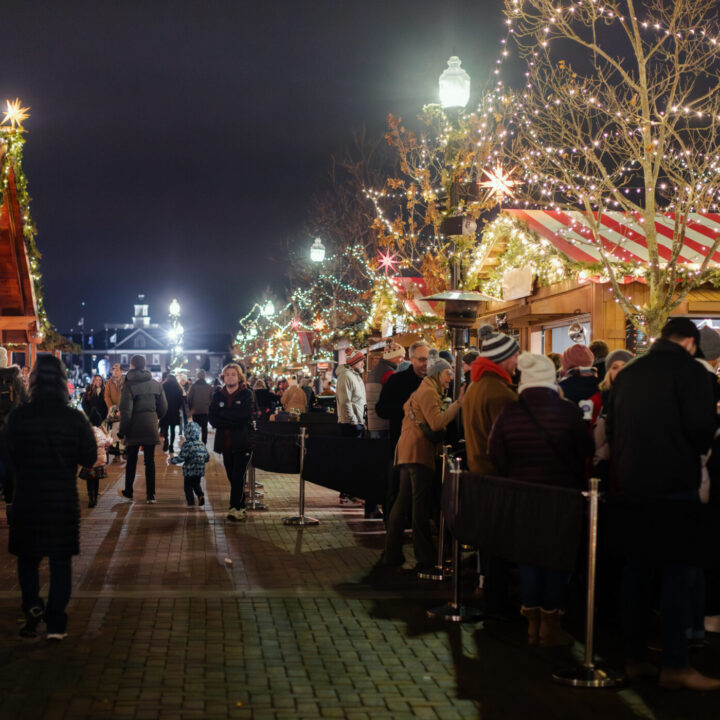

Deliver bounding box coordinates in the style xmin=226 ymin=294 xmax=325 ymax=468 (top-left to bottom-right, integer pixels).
xmin=1 ymin=434 xmax=719 ymax=719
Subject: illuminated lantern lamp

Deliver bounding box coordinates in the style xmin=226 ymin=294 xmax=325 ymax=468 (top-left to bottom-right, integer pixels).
xmin=310 ymin=237 xmax=326 ymax=263
xmin=439 ymin=55 xmax=470 ymax=109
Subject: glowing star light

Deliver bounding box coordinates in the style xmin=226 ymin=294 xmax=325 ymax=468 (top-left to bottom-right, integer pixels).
xmin=312 ymin=318 xmax=326 ymax=332
xmin=2 ymin=98 xmax=30 ymax=129
xmin=479 ymin=165 xmax=518 ymax=203
xmin=378 ymin=250 xmax=400 ymax=274
xmin=290 ymin=317 xmax=301 ymax=330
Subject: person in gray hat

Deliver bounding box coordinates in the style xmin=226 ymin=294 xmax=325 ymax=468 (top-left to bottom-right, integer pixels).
xmin=383 ymin=356 xmax=461 ymax=574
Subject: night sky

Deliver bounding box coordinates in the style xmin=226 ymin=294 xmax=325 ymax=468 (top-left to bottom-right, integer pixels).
xmin=1 ymin=0 xmax=506 ymax=335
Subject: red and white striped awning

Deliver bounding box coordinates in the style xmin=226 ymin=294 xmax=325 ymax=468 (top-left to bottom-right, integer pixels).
xmin=504 ymin=210 xmax=720 ymax=267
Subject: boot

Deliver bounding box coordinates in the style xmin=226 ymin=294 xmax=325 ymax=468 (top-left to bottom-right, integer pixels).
xmin=539 ymin=609 xmax=574 ymax=647
xmin=19 ymin=605 xmax=44 ymax=639
xmin=88 ymin=479 xmax=98 ymax=508
xmin=659 ymin=667 xmax=720 ymax=691
xmin=520 ymin=606 xmax=541 ymax=645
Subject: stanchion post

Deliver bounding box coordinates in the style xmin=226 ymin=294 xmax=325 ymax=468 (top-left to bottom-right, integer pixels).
xmin=426 ymin=457 xmax=483 ymax=622
xmin=418 ymin=445 xmax=452 ymax=582
xmin=245 ymin=456 xmax=267 ymax=511
xmin=552 ymin=478 xmax=622 ymax=687
xmin=283 ymin=427 xmax=319 ymax=526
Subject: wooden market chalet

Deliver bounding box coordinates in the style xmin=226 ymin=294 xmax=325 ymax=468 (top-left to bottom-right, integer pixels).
xmin=0 ymin=135 xmax=42 ymax=366
xmin=384 ymin=209 xmax=720 ymax=356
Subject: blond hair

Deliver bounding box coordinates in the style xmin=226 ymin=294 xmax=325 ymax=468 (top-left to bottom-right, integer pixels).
xmin=221 ymin=363 xmax=246 ymax=385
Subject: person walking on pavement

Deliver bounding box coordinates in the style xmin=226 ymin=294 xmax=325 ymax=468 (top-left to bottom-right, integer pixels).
xmin=187 ymin=369 xmax=213 ymax=444
xmin=118 ymin=355 xmax=167 ymax=504
xmin=5 ymin=355 xmax=97 ymax=640
xmin=160 ymin=373 xmax=184 ymax=453
xmin=209 ymin=363 xmax=255 ymax=522
xmin=81 ymin=375 xmax=108 ymax=422
xmin=366 ymin=343 xmax=405 ymax=440
xmin=170 ymin=420 xmax=209 ymax=508
xmin=104 ymin=363 xmax=125 ymax=409
xmin=608 ymin=318 xmax=720 ymax=690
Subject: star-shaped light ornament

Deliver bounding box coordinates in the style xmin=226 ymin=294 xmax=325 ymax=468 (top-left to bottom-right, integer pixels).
xmin=290 ymin=317 xmax=302 ymax=331
xmin=2 ymin=98 xmax=30 ymax=129
xmin=378 ymin=250 xmax=400 ymax=275
xmin=312 ymin=318 xmax=326 ymax=332
xmin=479 ymin=165 xmax=518 ymax=204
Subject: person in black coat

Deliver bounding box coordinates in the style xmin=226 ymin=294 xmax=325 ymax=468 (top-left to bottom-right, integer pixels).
xmin=252 ymin=379 xmax=277 ymax=420
xmin=209 ymin=363 xmax=255 ymax=522
xmin=607 ymin=318 xmax=720 ymax=690
xmin=160 ymin=374 xmax=184 ymax=453
xmin=5 ymin=355 xmax=97 ymax=640
xmin=119 ymin=355 xmax=168 ymax=503
xmin=489 ymin=352 xmax=592 ymax=647
xmin=81 ymin=375 xmax=108 ymax=422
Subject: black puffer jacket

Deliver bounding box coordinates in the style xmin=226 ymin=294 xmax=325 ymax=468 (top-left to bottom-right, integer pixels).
xmin=488 ymin=387 xmax=592 ymax=488
xmin=375 ymin=365 xmax=423 ymax=448
xmin=607 ymin=338 xmax=717 ymax=497
xmin=209 ymin=386 xmax=254 ymax=453
xmin=161 ymin=376 xmax=184 ymax=425
xmin=6 ymin=400 xmax=97 ymax=556
xmin=81 ymin=385 xmax=108 ymax=422
xmin=119 ymin=369 xmax=168 ymax=446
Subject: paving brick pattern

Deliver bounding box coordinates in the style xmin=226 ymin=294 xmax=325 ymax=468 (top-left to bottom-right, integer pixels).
xmin=0 ymin=433 xmax=718 ymax=719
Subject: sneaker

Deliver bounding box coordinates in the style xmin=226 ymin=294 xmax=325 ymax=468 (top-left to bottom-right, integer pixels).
xmin=46 ymin=632 xmax=68 ymax=642
xmin=198 ymin=495 xmax=205 ymax=507
xmin=19 ymin=606 xmax=44 ymax=639
xmin=146 ymin=498 xmax=156 ymax=504
xmin=226 ymin=508 xmax=247 ymax=522
xmin=117 ymin=489 xmax=133 ymax=502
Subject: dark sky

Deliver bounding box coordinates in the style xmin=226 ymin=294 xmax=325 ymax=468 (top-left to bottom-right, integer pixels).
xmin=1 ymin=0 xmax=506 ymax=335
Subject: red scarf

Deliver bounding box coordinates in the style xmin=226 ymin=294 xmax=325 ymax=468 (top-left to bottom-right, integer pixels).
xmin=470 ymin=356 xmax=512 ymax=385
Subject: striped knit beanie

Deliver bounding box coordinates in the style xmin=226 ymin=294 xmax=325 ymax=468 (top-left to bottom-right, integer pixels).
xmin=479 ymin=324 xmax=520 ymax=364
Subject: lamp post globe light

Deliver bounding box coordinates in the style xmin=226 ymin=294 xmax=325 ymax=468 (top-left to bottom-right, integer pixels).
xmin=439 ymin=55 xmax=470 ymax=109
xmin=169 ymin=298 xmax=181 ymax=317
xmin=261 ymin=300 xmax=275 ymax=318
xmin=310 ymin=237 xmax=326 ymax=263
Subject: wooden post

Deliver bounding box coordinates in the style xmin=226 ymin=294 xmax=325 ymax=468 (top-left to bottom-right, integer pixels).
xmin=30 ymin=342 xmax=38 ymax=367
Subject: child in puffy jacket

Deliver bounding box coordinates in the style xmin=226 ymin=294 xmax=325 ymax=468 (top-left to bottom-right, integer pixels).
xmin=170 ymin=421 xmax=210 ymax=508
xmin=81 ymin=409 xmax=111 ymax=508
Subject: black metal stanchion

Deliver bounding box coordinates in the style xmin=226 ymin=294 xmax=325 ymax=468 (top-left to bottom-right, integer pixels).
xmin=553 ymin=478 xmax=622 ymax=687
xmin=283 ymin=427 xmax=319 ymax=526
xmin=427 ymin=457 xmax=483 ymax=622
xmin=245 ymin=457 xmax=267 ymax=511
xmin=418 ymin=445 xmax=452 ymax=582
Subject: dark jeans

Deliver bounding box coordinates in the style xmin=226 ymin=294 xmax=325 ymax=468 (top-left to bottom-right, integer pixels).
xmin=520 ymin=564 xmax=569 ymax=611
xmin=340 ymin=423 xmax=377 ymax=515
xmin=183 ymin=474 xmax=203 ymax=505
xmin=161 ymin=423 xmax=178 ymax=452
xmin=18 ymin=554 xmax=72 ymax=634
xmin=124 ymin=444 xmax=156 ymax=500
xmin=622 ymin=561 xmax=701 ymax=668
xmin=192 ymin=414 xmax=209 ymax=445
xmin=385 ymin=463 xmax=436 ymax=568
xmin=222 ymin=449 xmax=250 ymax=510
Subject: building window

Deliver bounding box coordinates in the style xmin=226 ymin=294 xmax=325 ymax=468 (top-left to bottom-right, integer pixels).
xmin=121 ymin=354 xmax=128 ymax=366
xmin=134 ymin=336 xmax=146 ymax=349
xmin=152 ymin=354 xmax=160 ymax=366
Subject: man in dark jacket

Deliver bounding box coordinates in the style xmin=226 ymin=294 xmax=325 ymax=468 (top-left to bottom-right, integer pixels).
xmin=187 ymin=369 xmax=213 ymax=444
xmin=376 ymin=341 xmax=430 ymax=521
xmin=607 ymin=318 xmax=720 ymax=690
xmin=118 ymin=355 xmax=167 ymax=503
xmin=209 ymin=363 xmax=254 ymax=522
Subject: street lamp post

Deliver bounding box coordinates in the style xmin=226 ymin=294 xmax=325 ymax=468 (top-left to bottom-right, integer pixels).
xmin=168 ymin=298 xmax=184 ymax=371
xmin=310 ymin=237 xmax=326 ymax=263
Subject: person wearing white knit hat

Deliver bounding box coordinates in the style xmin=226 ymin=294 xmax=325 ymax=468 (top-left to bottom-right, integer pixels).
xmin=488 ymin=352 xmax=592 ymax=646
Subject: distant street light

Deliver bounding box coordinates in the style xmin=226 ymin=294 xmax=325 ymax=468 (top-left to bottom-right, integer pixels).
xmin=439 ymin=55 xmax=471 ymax=109
xmin=169 ymin=298 xmax=181 ymax=317
xmin=261 ymin=300 xmax=276 ymax=317
xmin=310 ymin=237 xmax=326 ymax=263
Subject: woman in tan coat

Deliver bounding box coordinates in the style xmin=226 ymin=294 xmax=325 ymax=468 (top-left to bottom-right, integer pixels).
xmin=280 ymin=377 xmax=307 ymax=415
xmin=383 ymin=357 xmax=462 ymax=573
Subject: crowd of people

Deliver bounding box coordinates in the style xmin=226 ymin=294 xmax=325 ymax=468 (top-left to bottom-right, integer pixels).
xmin=1 ymin=317 xmax=720 ymax=692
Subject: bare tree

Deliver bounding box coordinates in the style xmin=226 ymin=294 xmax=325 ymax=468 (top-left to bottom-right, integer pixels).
xmin=504 ymin=0 xmax=720 ymax=337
